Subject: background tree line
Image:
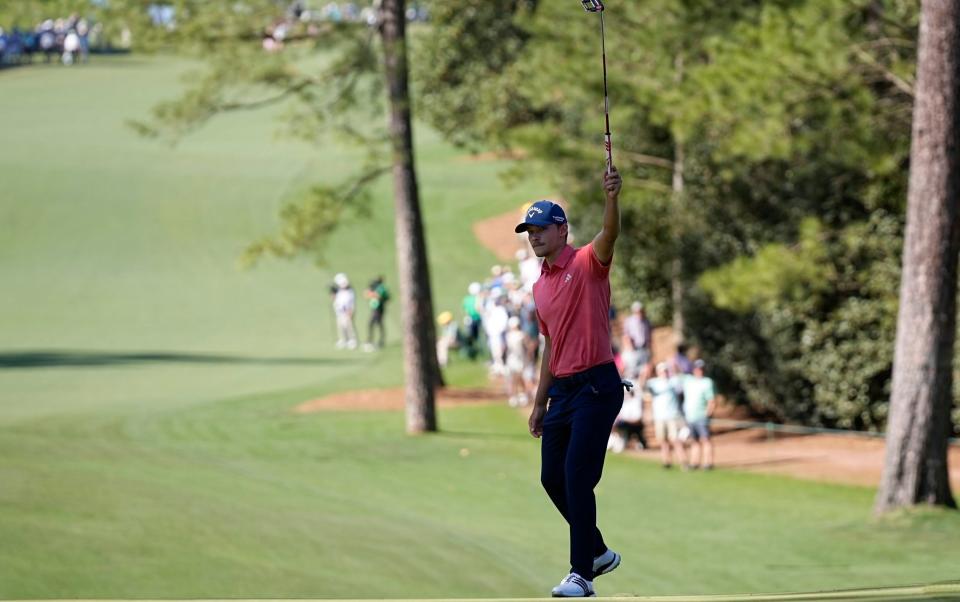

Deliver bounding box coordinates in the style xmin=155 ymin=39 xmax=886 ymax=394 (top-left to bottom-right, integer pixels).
xmin=417 ymin=0 xmax=959 ymax=438
xmin=64 ymin=0 xmax=951 ymax=435
xmin=24 ymin=0 xmax=953 ymax=509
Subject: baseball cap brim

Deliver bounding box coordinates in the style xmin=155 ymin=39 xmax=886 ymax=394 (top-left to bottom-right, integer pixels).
xmin=515 ymin=218 xmax=555 ymax=233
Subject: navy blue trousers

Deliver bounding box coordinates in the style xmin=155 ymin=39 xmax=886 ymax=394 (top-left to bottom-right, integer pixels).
xmin=540 ymin=361 xmax=624 ymax=579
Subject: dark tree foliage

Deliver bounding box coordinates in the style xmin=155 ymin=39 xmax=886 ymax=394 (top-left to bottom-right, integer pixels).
xmin=417 ymin=0 xmax=959 ymax=437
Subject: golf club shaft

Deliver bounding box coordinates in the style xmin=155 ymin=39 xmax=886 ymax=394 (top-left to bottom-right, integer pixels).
xmin=600 ymin=10 xmax=612 ymax=174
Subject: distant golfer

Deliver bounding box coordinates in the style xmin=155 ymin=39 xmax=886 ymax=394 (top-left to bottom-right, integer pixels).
xmin=518 ymin=166 xmax=623 ymax=598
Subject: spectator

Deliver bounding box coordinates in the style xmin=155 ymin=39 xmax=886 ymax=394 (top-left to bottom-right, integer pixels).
xmin=331 ymin=272 xmax=357 ymax=350
xmin=672 ymin=343 xmax=693 ymax=375
xmin=435 ymin=311 xmax=458 ymax=368
xmin=62 ymin=29 xmax=79 ymax=65
xmin=76 ymin=19 xmax=89 ymax=63
xmin=505 ymin=316 xmax=530 ymax=407
xmin=363 ymin=275 xmax=389 ymax=351
xmin=645 ymin=362 xmax=688 ymax=469
xmin=461 ymin=282 xmax=483 ymax=359
xmin=617 ymin=333 xmax=634 ymax=376
xmin=5 ymin=27 xmax=25 ymax=65
xmin=622 ymin=301 xmax=652 ymax=376
xmin=608 ymin=384 xmax=646 ymax=453
xmin=517 ymin=248 xmax=541 ymax=292
xmin=519 ymin=290 xmax=541 ymax=394
xmin=483 ymin=287 xmax=510 ymax=375
xmin=682 ymin=359 xmax=717 ymax=470
xmin=38 ymin=21 xmax=56 ymax=63
xmin=503 ymin=271 xmax=524 ymax=310
xmin=488 ymin=264 xmax=504 ymax=290
xmin=23 ymin=27 xmax=37 ymax=63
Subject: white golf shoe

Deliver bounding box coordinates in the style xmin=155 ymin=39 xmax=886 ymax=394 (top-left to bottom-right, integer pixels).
xmin=593 ymin=548 xmax=621 ymax=577
xmin=551 ymin=573 xmax=595 ymax=598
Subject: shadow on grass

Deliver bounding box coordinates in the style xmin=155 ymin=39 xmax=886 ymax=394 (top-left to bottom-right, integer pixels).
xmin=436 ymin=429 xmax=530 ymax=441
xmin=0 ymin=349 xmax=352 ymax=369
xmin=718 ymin=456 xmax=825 ymax=469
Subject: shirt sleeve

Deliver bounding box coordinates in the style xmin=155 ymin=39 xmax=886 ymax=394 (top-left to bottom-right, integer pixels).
xmin=536 ymin=307 xmax=550 ymax=338
xmin=580 ymin=242 xmax=612 ymax=279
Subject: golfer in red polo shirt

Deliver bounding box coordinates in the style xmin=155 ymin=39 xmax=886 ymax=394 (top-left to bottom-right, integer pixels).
xmin=517 ymin=166 xmax=623 ymax=598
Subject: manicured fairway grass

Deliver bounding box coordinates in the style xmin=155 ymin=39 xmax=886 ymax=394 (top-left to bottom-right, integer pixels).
xmin=2 ymin=395 xmax=960 ymax=598
xmin=0 ymin=55 xmax=542 ymax=422
xmin=1 ymin=57 xmax=959 ymax=599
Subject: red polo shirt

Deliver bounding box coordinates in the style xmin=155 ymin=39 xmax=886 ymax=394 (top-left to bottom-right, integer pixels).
xmin=533 ymin=242 xmax=614 ymax=378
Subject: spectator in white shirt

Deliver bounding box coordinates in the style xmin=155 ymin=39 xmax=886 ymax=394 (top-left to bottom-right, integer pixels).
xmin=332 ymin=273 xmax=358 ymax=350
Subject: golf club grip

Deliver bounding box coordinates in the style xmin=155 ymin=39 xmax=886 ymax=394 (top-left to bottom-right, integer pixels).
xmin=605 ymin=133 xmax=612 ymax=174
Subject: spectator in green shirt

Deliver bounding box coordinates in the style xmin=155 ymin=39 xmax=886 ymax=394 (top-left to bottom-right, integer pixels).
xmin=461 ymin=282 xmax=483 ymax=359
xmin=363 ymin=276 xmax=389 ymax=351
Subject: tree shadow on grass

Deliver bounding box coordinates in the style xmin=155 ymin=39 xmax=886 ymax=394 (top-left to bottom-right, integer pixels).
xmin=0 ymin=349 xmax=353 ymax=369
xmin=718 ymin=455 xmax=826 ymax=469
xmin=436 ymin=429 xmax=530 ymax=441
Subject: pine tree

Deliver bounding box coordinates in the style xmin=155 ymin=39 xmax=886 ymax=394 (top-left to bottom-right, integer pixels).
xmin=875 ymin=0 xmax=959 ymax=513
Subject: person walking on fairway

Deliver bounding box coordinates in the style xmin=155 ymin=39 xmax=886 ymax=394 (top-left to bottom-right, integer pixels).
xmin=520 ymin=165 xmax=623 ymax=598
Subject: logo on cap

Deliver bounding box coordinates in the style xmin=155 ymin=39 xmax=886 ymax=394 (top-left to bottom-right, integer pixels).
xmin=515 ymin=200 xmax=567 ymax=233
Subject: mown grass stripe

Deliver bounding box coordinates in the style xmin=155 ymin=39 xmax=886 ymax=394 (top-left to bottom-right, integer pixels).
xmin=10 ymin=580 xmax=960 ymax=602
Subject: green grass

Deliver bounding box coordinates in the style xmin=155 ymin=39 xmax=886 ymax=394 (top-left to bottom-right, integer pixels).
xmin=2 ymin=394 xmax=960 ymax=598
xmin=1 ymin=56 xmax=959 ymax=600
xmin=0 ymin=55 xmax=540 ymax=422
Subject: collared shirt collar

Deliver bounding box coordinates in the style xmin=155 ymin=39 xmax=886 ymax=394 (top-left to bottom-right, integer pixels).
xmin=543 ymin=244 xmax=575 ymax=273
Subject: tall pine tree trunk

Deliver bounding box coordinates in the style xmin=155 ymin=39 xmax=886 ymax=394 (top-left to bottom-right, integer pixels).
xmin=671 ymin=138 xmax=685 ymax=343
xmin=380 ymin=0 xmax=439 ymax=433
xmin=670 ymin=54 xmax=686 ymax=344
xmin=875 ymin=0 xmax=959 ymax=514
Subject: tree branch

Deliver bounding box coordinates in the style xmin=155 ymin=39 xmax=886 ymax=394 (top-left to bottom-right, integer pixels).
xmin=218 ymin=27 xmax=374 ymax=114
xmin=343 ymin=165 xmax=393 ymax=203
xmin=219 ymin=78 xmax=317 ymax=112
xmin=852 ymin=46 xmax=914 ymax=97
xmin=620 ymin=150 xmax=675 ymax=170
xmin=623 ymin=175 xmax=673 ymax=194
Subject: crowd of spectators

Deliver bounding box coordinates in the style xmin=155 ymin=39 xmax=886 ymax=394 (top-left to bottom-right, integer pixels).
xmin=0 ymin=15 xmax=110 ymax=68
xmin=437 ymin=234 xmax=719 ymax=469
xmin=291 ymin=2 xmax=429 ymax=24
xmin=262 ymin=2 xmax=429 ymax=51
xmin=323 ymin=219 xmax=718 ymax=467
xmin=438 ymin=249 xmax=543 ymax=407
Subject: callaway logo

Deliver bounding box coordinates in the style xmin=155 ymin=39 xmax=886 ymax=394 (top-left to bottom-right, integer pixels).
xmin=564 ymin=273 xmax=573 ymax=284
xmin=527 ymin=206 xmax=544 ymax=219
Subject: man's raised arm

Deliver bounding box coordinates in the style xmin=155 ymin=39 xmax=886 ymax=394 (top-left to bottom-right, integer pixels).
xmin=592 ymin=165 xmax=622 ymax=265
